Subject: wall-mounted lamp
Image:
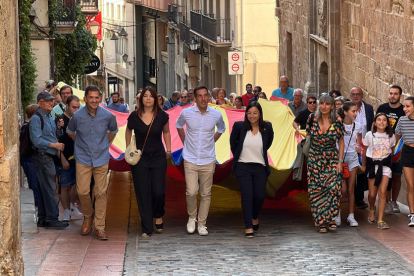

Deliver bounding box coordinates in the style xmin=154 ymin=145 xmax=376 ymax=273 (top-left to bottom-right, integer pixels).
xmin=89 ymin=21 xmax=100 ymax=35
xmin=165 ymin=36 xmax=174 ymax=45
xmin=188 ymin=37 xmax=208 ymax=57
xmin=118 ymin=28 xmax=128 ymax=37
xmin=110 ymin=33 xmax=118 ymax=40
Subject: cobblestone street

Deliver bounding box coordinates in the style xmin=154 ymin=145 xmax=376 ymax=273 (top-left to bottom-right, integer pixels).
xmin=125 ymin=175 xmax=414 ymax=275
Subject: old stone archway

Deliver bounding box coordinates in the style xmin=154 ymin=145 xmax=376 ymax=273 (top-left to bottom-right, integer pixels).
xmin=319 ymin=61 xmax=329 ymax=94
xmin=0 ymin=1 xmax=24 ymax=275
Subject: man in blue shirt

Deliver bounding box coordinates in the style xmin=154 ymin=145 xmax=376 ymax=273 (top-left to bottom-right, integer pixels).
xmin=249 ymin=86 xmax=262 ymax=103
xmin=107 ymin=92 xmax=128 ymax=113
xmin=30 ymin=91 xmax=69 ymax=230
xmin=271 ymin=76 xmax=294 ymax=101
xmin=67 ymin=86 xmax=118 ymax=240
xmin=163 ymin=91 xmax=181 ymax=110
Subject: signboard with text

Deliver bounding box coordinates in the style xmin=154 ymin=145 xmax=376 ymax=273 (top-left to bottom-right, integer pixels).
xmin=228 ymin=51 xmax=244 ymax=75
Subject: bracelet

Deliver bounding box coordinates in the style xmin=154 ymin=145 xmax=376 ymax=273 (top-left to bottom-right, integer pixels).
xmin=338 ymin=159 xmax=344 ymax=163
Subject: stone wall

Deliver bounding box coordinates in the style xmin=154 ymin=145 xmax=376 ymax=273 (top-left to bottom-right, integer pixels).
xmin=0 ymin=1 xmax=24 ymax=275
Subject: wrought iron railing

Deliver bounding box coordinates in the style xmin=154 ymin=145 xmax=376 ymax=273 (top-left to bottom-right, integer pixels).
xmin=78 ymin=0 xmax=99 ymax=15
xmin=190 ymin=10 xmax=231 ymax=43
xmin=55 ymin=0 xmax=77 ymax=26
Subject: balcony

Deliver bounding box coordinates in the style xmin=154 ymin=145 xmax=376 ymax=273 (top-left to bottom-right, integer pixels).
xmin=179 ymin=19 xmax=191 ymax=45
xmin=190 ymin=10 xmax=231 ymax=45
xmin=126 ymin=0 xmax=172 ymax=12
xmin=54 ymin=0 xmax=77 ymax=34
xmin=78 ymin=0 xmax=99 ymax=15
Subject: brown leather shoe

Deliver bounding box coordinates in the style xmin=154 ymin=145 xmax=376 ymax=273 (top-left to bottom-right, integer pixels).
xmin=81 ymin=216 xmax=93 ymax=235
xmin=94 ymin=229 xmax=108 ymax=240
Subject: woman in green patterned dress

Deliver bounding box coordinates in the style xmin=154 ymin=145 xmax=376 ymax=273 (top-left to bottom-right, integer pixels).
xmin=306 ymin=94 xmax=345 ymax=233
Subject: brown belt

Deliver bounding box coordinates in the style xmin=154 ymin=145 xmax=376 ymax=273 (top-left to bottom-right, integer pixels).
xmin=36 ymin=151 xmax=54 ymax=157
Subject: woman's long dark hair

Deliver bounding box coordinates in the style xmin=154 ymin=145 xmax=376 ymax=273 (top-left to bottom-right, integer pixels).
xmin=244 ymin=101 xmax=266 ymax=133
xmin=372 ymin=112 xmax=393 ymax=138
xmin=137 ymin=86 xmax=159 ymax=118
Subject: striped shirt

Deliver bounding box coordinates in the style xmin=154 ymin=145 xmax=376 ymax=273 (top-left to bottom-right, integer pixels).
xmin=176 ymin=105 xmax=226 ymax=165
xmin=395 ymin=116 xmax=414 ymax=144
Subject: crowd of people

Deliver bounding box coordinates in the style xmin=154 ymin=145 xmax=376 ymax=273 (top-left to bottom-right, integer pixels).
xmin=20 ymin=77 xmax=414 ymax=240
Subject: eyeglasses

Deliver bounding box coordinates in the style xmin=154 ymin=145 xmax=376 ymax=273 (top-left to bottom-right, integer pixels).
xmin=308 ymin=101 xmax=317 ymax=104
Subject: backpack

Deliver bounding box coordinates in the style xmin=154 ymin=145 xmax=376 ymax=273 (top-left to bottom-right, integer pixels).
xmin=19 ymin=112 xmax=44 ymax=158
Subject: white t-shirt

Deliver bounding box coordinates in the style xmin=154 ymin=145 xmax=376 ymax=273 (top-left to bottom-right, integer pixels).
xmin=344 ymin=122 xmax=362 ymax=154
xmin=363 ymin=131 xmax=395 ymax=160
xmin=238 ymin=130 xmax=265 ymax=166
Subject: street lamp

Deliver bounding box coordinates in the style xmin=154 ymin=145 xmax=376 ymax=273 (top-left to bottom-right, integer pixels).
xmin=89 ymin=21 xmax=100 ymax=35
xmin=118 ymin=28 xmax=128 ymax=37
xmin=110 ymin=33 xmax=118 ymax=40
xmin=189 ymin=37 xmax=199 ymax=51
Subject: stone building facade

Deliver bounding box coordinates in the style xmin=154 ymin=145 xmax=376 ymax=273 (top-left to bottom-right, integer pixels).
xmin=0 ymin=1 xmax=24 ymax=275
xmin=278 ymin=0 xmax=413 ymax=106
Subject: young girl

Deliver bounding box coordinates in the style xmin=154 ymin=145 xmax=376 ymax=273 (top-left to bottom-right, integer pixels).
xmin=337 ymin=102 xmax=363 ymax=227
xmin=362 ymin=113 xmax=396 ymax=230
xmin=395 ymin=96 xmax=414 ymax=227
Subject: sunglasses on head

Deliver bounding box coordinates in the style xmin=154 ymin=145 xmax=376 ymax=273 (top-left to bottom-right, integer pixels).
xmin=308 ymin=100 xmax=317 ymax=104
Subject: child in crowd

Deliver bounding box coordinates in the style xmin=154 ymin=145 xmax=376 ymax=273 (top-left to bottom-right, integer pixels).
xmin=362 ymin=113 xmax=395 ymax=230
xmin=395 ymin=96 xmax=414 ymax=227
xmin=337 ymin=101 xmax=362 ymax=227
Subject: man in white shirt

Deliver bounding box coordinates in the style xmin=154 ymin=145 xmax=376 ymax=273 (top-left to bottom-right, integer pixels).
xmin=176 ymin=86 xmax=226 ymax=236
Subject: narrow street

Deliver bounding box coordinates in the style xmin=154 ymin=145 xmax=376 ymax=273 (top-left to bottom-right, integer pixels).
xmin=22 ymin=171 xmax=414 ymax=275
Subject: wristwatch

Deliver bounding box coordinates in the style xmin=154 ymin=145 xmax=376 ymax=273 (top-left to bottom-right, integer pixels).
xmin=338 ymin=159 xmax=344 ymax=163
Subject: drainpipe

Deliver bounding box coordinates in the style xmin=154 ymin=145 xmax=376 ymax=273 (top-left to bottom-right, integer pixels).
xmin=241 ymin=0 xmax=245 ymax=94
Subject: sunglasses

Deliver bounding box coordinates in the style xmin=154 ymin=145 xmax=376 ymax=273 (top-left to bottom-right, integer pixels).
xmin=308 ymin=101 xmax=317 ymax=104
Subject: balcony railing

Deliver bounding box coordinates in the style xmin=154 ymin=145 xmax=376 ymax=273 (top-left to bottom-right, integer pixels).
xmin=179 ymin=19 xmax=191 ymax=45
xmin=190 ymin=10 xmax=231 ymax=43
xmin=78 ymin=0 xmax=99 ymax=15
xmin=55 ymin=0 xmax=77 ymax=26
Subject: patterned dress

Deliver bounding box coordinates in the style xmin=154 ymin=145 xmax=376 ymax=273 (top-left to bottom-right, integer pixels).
xmin=306 ymin=115 xmax=345 ymax=226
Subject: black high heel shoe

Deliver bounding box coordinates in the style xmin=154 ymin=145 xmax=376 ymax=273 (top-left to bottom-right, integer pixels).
xmin=155 ymin=222 xmax=163 ymax=233
xmin=253 ymin=224 xmax=259 ymax=232
xmin=245 ymin=232 xmax=254 ymax=238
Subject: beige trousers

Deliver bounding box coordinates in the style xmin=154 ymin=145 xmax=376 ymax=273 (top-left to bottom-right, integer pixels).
xmin=184 ymin=160 xmax=216 ymax=227
xmin=76 ymin=162 xmax=109 ymax=230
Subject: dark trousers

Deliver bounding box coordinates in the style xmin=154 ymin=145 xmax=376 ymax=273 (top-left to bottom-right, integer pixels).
xmin=21 ymin=158 xmax=39 ymax=207
xmin=355 ymin=173 xmax=368 ymax=202
xmin=32 ymin=154 xmax=59 ymax=222
xmin=131 ymin=158 xmax=167 ymax=235
xmin=235 ymin=162 xmax=268 ymax=229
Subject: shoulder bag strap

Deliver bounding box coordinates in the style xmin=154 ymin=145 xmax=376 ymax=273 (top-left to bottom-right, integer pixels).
xmin=344 ymin=122 xmax=355 ymax=159
xmin=141 ymin=116 xmax=155 ymax=153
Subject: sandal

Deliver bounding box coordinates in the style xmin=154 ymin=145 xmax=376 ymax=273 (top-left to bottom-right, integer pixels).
xmin=328 ymin=223 xmax=337 ymax=231
xmin=377 ymin=220 xmax=390 ymax=230
xmin=318 ymin=226 xmax=328 ymax=233
xmin=367 ymin=209 xmax=376 ymax=224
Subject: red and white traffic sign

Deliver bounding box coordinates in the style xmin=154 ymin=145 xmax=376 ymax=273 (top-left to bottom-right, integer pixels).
xmin=228 ymin=51 xmax=244 ymax=75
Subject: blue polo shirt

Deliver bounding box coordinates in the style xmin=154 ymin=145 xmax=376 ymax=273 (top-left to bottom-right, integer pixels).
xmin=271 ymin=87 xmax=294 ymax=101
xmin=67 ymin=106 xmax=118 ymax=167
xmin=29 ymin=108 xmax=61 ymax=155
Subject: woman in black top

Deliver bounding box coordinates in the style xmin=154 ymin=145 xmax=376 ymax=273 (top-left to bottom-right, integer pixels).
xmin=125 ymin=86 xmax=172 ymax=237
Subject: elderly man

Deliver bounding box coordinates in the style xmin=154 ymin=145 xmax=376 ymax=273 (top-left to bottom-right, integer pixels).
xmin=164 ymin=91 xmax=181 ymax=110
xmin=272 ymin=76 xmax=294 ymax=101
xmin=211 ymin=87 xmax=219 ymax=102
xmin=351 ymin=86 xmax=374 ymax=210
xmin=187 ymin=88 xmax=195 ymax=103
xmin=178 ymin=91 xmax=191 ymax=106
xmin=288 ymin=89 xmax=307 ymax=117
xmin=30 ymin=91 xmax=68 ymax=229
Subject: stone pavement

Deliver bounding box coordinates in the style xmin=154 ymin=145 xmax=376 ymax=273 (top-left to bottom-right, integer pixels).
xmin=21 ymin=171 xmax=414 ymax=275
xmin=124 ymin=176 xmax=414 ymax=275
xmin=21 ymin=171 xmax=131 ymax=276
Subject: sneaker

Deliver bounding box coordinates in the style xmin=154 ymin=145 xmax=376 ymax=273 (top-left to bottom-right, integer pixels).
xmin=334 ymin=210 xmax=341 ymax=226
xmin=71 ymin=203 xmax=83 ymax=217
xmin=408 ymin=215 xmax=414 ymax=227
xmin=62 ymin=209 xmax=71 ymax=222
xmin=187 ymin=218 xmax=197 ymax=234
xmin=45 ymin=220 xmax=69 ymax=229
xmin=347 ymin=215 xmax=359 ymax=227
xmin=385 ymin=202 xmax=393 ymax=214
xmin=391 ymin=201 xmax=400 ymax=213
xmin=198 ymin=226 xmax=208 ymax=236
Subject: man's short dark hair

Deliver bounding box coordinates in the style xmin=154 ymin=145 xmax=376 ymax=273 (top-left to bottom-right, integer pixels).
xmin=111 ymin=92 xmax=120 ymax=98
xmin=66 ymin=95 xmax=80 ymax=106
xmin=59 ymin=85 xmax=73 ymax=95
xmin=171 ymin=91 xmax=180 ymax=98
xmin=84 ymin=85 xmax=102 ymax=97
xmin=246 ymin=83 xmax=252 ymax=89
xmin=194 ymin=86 xmax=209 ymax=97
xmin=390 ymin=85 xmax=402 ymax=95
xmin=254 ymin=86 xmax=262 ymax=92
